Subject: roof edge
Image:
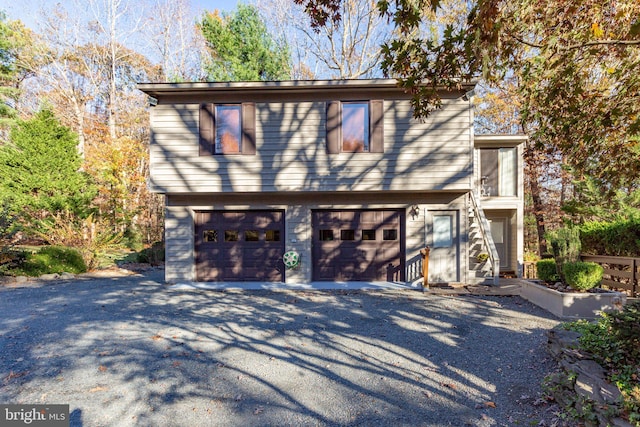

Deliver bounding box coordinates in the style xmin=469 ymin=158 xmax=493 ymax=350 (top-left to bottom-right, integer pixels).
xmin=138 ymin=78 xmax=477 ymax=97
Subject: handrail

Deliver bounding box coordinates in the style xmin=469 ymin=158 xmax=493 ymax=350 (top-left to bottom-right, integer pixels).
xmin=469 ymin=190 xmax=500 ymax=285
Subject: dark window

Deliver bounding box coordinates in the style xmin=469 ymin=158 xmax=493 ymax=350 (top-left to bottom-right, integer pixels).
xmin=383 ymin=229 xmax=398 ymax=241
xmin=203 ymin=230 xmax=217 ymax=242
xmin=225 ymin=230 xmax=239 ymax=242
xmin=245 ymin=230 xmax=259 ymax=241
xmin=319 ymin=230 xmax=334 ymax=241
xmin=265 ymin=230 xmax=280 ymax=241
xmin=362 ymin=229 xmax=376 ymax=240
xmin=341 ymin=229 xmax=355 ymax=240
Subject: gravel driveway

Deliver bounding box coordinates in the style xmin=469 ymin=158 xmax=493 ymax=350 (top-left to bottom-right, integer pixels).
xmin=0 ymin=271 xmax=566 ymax=426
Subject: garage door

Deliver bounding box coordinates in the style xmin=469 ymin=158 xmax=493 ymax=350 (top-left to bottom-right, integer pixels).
xmin=195 ymin=211 xmax=285 ymax=282
xmin=312 ymin=210 xmax=404 ymax=281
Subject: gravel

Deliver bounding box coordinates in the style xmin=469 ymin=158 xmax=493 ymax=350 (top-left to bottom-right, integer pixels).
xmin=0 ymin=271 xmax=570 ymax=426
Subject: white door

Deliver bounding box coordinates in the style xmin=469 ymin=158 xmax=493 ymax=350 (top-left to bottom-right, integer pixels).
xmin=429 ymin=211 xmax=459 ymax=283
xmin=489 ymin=218 xmax=509 ymax=269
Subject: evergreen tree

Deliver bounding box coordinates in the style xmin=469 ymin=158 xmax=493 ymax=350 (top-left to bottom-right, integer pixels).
xmin=198 ymin=5 xmax=291 ymax=81
xmin=0 ymin=13 xmax=20 ymax=126
xmin=0 ymin=110 xmax=97 ymax=230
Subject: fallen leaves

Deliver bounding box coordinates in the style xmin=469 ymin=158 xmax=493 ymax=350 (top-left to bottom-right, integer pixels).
xmin=3 ymin=370 xmax=28 ymax=383
xmin=89 ymin=386 xmax=108 ymax=393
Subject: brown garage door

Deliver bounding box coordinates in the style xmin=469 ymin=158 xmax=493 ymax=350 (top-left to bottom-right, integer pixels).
xmin=312 ymin=210 xmax=405 ymax=281
xmin=195 ymin=211 xmax=285 ymax=282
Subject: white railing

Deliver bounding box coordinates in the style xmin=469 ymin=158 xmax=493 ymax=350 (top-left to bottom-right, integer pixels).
xmin=469 ymin=190 xmax=500 ymax=285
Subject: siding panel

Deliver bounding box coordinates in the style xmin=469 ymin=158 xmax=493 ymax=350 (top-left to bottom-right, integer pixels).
xmin=149 ymin=99 xmax=472 ymax=193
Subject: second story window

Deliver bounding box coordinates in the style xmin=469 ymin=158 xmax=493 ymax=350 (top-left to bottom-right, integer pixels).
xmin=199 ymin=103 xmax=256 ymax=156
xmin=215 ymin=105 xmax=241 ymax=154
xmin=480 ymin=147 xmax=517 ymax=197
xmin=342 ymin=102 xmax=369 ymax=152
xmin=326 ymin=100 xmax=384 ymax=154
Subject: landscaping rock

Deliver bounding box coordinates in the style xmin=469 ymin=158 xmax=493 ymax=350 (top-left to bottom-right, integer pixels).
xmin=39 ymin=273 xmax=60 ymax=281
xmin=547 ymin=325 xmax=629 ymax=426
xmin=572 ymin=360 xmax=621 ymax=404
xmin=14 ymin=276 xmax=29 ymax=284
xmin=547 ymin=328 xmax=581 ymax=358
xmin=610 ymin=417 xmax=635 ymax=427
xmin=59 ymin=272 xmax=75 ymax=280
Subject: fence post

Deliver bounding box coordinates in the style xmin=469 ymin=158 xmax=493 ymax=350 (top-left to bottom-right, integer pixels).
xmin=420 ymin=247 xmax=430 ymax=291
xmin=633 ymin=258 xmax=638 ymax=298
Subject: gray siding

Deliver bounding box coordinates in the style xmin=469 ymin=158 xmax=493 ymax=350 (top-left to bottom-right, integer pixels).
xmin=149 ymin=99 xmax=473 ymax=194
xmin=164 ymin=206 xmax=194 ymax=283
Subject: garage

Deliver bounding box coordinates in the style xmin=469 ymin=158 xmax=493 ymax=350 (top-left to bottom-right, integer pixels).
xmin=195 ymin=211 xmax=285 ymax=282
xmin=312 ymin=210 xmax=405 ymax=281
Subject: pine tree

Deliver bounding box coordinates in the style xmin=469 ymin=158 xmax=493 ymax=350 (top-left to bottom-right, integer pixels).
xmin=0 ymin=110 xmax=97 ymax=229
xmin=198 ymin=5 xmax=291 ymax=81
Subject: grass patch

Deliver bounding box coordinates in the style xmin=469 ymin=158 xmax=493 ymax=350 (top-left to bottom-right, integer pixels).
xmin=6 ymin=246 xmax=87 ymax=276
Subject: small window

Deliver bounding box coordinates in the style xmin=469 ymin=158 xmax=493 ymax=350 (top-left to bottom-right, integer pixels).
xmin=203 ymin=230 xmax=218 ymax=242
xmin=342 ymin=103 xmax=369 ymax=152
xmin=362 ymin=229 xmax=376 ymax=240
xmin=319 ymin=230 xmax=334 ymax=241
xmin=245 ymin=230 xmax=259 ymax=241
xmin=266 ymin=230 xmax=280 ymax=241
xmin=433 ymin=216 xmax=453 ymax=248
xmin=383 ymin=229 xmax=398 ymax=241
xmin=224 ymin=230 xmax=239 ymax=242
xmin=216 ymin=105 xmax=242 ymax=154
xmin=341 ymin=229 xmax=355 ymax=240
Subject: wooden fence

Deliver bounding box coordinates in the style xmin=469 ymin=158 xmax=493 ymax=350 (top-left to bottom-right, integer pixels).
xmin=580 ymin=255 xmax=639 ymax=298
xmin=523 ymin=261 xmax=537 ymax=280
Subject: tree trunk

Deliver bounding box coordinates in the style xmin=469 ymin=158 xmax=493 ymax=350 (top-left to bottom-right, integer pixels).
xmin=529 ymin=171 xmax=548 ymax=255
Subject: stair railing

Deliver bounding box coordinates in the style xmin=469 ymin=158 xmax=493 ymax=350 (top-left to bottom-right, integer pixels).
xmin=469 ymin=190 xmax=500 ymax=285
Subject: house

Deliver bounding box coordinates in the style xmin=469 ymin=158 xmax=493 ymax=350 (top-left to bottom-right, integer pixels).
xmin=137 ymin=79 xmax=525 ymax=286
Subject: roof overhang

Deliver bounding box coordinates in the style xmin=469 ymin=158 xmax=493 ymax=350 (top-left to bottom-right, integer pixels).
xmin=138 ymin=78 xmax=477 ymax=101
xmin=474 ymin=134 xmax=528 ymax=148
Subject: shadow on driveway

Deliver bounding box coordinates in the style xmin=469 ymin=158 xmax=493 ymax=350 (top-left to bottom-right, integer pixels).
xmin=0 ymin=272 xmax=561 ymax=426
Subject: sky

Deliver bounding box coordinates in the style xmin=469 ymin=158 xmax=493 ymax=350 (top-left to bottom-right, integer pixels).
xmin=0 ymin=0 xmax=240 ymax=31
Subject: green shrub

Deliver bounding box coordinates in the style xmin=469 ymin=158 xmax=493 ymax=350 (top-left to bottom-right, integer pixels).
xmin=580 ymin=217 xmax=640 ymax=257
xmin=136 ymin=241 xmax=164 ymax=264
xmin=546 ymin=227 xmax=581 ymax=281
xmin=8 ymin=246 xmax=87 ymax=276
xmin=562 ymin=261 xmax=603 ymax=291
xmin=536 ymin=258 xmax=559 ymax=282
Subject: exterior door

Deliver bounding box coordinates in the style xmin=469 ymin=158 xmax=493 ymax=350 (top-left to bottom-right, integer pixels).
xmin=194 ymin=211 xmax=285 ymax=282
xmin=489 ymin=218 xmax=509 ymax=269
xmin=312 ymin=210 xmax=405 ymax=281
xmin=429 ymin=211 xmax=459 ymax=283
